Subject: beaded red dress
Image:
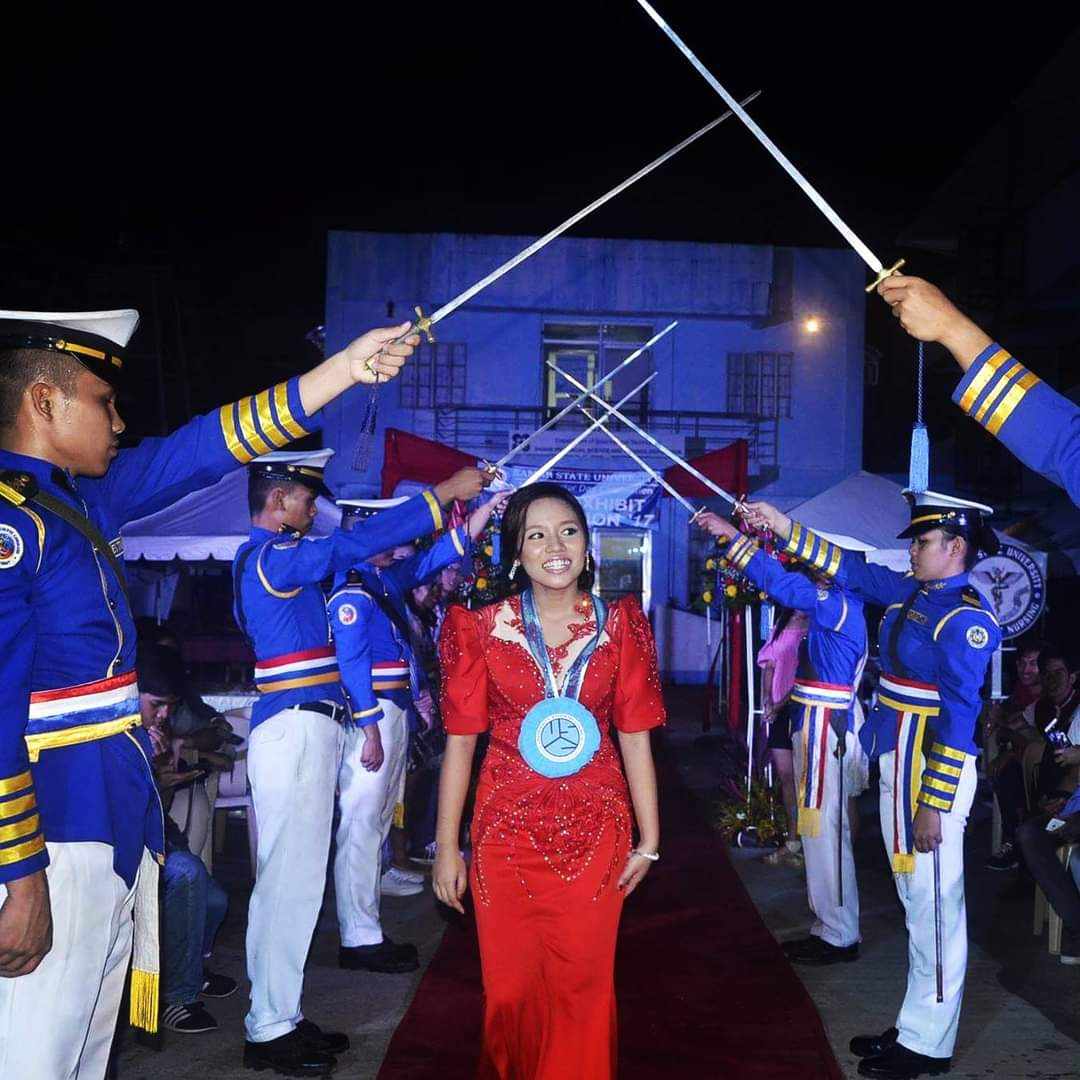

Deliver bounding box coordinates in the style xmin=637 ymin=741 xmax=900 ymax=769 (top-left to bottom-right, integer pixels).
xmin=439 ymin=592 xmax=666 ymax=1080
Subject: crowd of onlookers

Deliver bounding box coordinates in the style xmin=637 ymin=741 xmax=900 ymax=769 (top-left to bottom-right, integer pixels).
xmin=133 ymin=555 xmax=470 ymax=1035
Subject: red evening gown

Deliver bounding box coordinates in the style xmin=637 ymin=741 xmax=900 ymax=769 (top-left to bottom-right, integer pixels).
xmin=439 ymin=592 xmax=666 ymax=1080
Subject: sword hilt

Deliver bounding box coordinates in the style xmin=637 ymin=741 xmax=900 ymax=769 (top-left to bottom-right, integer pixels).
xmin=865 ymin=257 xmax=906 ymax=294
xmin=413 ymin=305 xmax=435 ymax=344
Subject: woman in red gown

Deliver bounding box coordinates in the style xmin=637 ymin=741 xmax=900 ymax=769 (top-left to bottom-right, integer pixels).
xmin=433 ymin=482 xmax=664 ymax=1080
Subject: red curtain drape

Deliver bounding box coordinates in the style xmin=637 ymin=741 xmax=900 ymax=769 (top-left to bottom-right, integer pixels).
xmin=662 ymin=440 xmax=748 ymax=501
xmin=380 ymin=428 xmax=477 ymax=498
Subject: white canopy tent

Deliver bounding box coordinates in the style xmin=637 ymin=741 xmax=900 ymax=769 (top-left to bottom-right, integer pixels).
xmin=121 ymin=467 xmax=343 ymax=563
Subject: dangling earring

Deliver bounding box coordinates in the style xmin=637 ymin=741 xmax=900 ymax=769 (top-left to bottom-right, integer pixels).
xmin=510 ymin=559 xmax=521 ymax=578
xmin=585 ymin=552 xmax=593 ymax=572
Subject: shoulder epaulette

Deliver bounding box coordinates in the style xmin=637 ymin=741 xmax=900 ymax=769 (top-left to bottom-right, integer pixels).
xmin=0 ymin=469 xmax=38 ymax=507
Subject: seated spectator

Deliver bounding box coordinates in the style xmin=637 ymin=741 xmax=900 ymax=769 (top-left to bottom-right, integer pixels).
xmin=985 ymin=639 xmax=1046 ymax=869
xmin=138 ymin=643 xmax=237 ymax=1033
xmin=1016 ymin=785 xmax=1080 ymax=965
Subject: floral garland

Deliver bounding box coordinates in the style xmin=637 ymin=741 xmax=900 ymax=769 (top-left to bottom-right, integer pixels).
xmin=696 ymin=521 xmax=797 ymax=612
xmin=463 ymin=514 xmax=503 ymax=605
xmin=711 ymin=779 xmax=788 ymax=847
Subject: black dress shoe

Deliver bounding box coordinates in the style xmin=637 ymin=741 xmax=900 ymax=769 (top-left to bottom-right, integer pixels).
xmin=243 ymin=1029 xmax=336 ymax=1076
xmin=782 ymin=935 xmax=859 ymax=965
xmin=858 ymin=1043 xmax=950 ymax=1078
xmin=296 ymin=1019 xmax=350 ymax=1055
xmin=339 ymin=937 xmax=419 ymax=974
xmin=850 ymin=1027 xmax=899 ymax=1058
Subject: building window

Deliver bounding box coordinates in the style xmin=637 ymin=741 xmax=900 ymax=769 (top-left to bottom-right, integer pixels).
xmin=726 ymin=352 xmax=793 ymax=417
xmin=542 ymin=322 xmax=655 ymax=423
xmin=400 ymin=341 xmax=467 ymax=408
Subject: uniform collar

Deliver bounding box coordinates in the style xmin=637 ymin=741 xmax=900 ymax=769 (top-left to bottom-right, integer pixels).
xmin=0 ymin=448 xmax=80 ymax=496
xmin=249 ymin=525 xmax=302 ymax=542
xmin=920 ymin=572 xmax=968 ymax=593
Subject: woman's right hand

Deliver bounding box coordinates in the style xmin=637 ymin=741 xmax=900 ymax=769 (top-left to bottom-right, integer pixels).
xmin=433 ymin=848 xmax=469 ymax=914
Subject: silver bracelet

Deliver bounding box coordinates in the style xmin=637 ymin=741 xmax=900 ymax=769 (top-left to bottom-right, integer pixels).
xmin=631 ymin=849 xmax=660 ymax=862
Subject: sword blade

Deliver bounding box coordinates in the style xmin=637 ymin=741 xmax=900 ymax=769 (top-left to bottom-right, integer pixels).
xmin=490 ymin=321 xmax=678 ymax=471
xmin=547 ymin=360 xmax=740 ymax=506
xmin=425 ymin=92 xmax=762 ymax=328
xmin=571 ymin=402 xmax=700 ymax=516
xmin=635 ymin=0 xmax=883 ymax=274
xmin=933 ymin=846 xmax=944 ymax=1003
xmin=518 ymin=374 xmax=658 ymax=488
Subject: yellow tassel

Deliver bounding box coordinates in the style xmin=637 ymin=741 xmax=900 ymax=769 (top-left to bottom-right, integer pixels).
xmin=129 ymin=968 xmax=160 ymax=1033
xmin=797 ymin=807 xmax=821 ymax=839
xmin=392 ymin=802 xmax=405 ymax=830
xmin=892 ymin=853 xmax=916 ymax=875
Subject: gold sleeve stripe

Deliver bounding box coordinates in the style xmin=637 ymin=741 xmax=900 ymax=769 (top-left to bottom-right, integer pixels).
xmin=923 ymin=776 xmax=958 ymax=795
xmin=451 ymin=528 xmax=466 ymax=557
xmin=0 ymin=833 xmax=45 ymax=866
xmin=0 ymin=771 xmax=32 ymax=797
xmin=0 ymin=792 xmax=35 ymax=819
xmin=423 ymin=490 xmax=443 ymax=531
xmin=220 ymin=404 xmax=254 ymax=464
xmin=254 ymin=390 xmax=291 ymax=448
xmin=919 ymin=792 xmax=953 ymax=811
xmin=800 ymin=530 xmax=816 ymax=562
xmin=0 ymin=813 xmax=39 ymax=844
xmin=256 ymin=550 xmax=302 ymax=599
xmin=825 ymin=546 xmax=842 ymax=578
xmin=274 ymin=382 xmax=309 ymax=440
xmin=237 ymin=397 xmax=272 ymax=457
xmin=930 ymin=742 xmax=966 ymax=764
xmin=786 ymin=523 xmax=802 ymax=555
xmin=927 ymin=758 xmax=963 ymax=778
xmin=810 ymin=538 xmax=831 ymax=570
xmin=986 ymin=372 xmax=1040 ymax=436
xmin=353 ymin=704 xmax=381 ymax=718
xmin=958 ymin=347 xmax=1010 ymax=414
xmin=972 ymin=361 xmax=1023 ymax=423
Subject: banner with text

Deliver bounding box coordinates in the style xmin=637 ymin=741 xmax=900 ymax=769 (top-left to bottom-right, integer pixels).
xmin=501 ymin=465 xmax=662 ymax=530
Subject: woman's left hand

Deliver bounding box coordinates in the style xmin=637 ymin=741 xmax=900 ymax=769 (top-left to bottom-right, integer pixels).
xmin=617 ymin=851 xmax=655 ymax=897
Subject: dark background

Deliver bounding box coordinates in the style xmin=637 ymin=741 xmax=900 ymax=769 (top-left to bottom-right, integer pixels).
xmin=3 ymin=3 xmax=1078 ymax=466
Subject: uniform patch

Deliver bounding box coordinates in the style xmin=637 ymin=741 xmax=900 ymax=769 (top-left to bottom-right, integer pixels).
xmin=966 ymin=624 xmax=990 ymax=649
xmin=338 ymin=603 xmax=358 ymax=626
xmin=0 ymin=523 xmax=24 ymax=568
xmin=816 ymin=588 xmax=830 ymax=602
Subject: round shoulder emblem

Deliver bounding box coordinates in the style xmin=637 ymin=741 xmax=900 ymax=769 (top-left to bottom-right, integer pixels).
xmin=337 ymin=603 xmax=358 ymax=626
xmin=0 ymin=523 xmax=25 ymax=569
xmin=966 ymin=624 xmax=990 ymax=649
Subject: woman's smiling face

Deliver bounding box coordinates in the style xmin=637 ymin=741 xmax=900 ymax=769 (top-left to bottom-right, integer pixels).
xmin=518 ymin=496 xmax=587 ymax=590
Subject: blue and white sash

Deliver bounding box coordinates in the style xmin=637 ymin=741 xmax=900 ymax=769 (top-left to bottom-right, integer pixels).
xmin=517 ymin=589 xmax=607 ymax=778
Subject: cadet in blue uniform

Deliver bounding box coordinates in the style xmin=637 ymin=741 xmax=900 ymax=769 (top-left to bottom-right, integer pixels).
xmin=235 ymin=457 xmax=490 ymax=1076
xmin=0 ymin=307 xmax=417 ymax=1080
xmin=746 ymin=493 xmax=1000 ymax=1080
xmin=330 ymin=491 xmax=507 ymax=975
xmin=878 ymin=275 xmax=1080 ymax=507
xmin=696 ymin=510 xmax=869 ymax=964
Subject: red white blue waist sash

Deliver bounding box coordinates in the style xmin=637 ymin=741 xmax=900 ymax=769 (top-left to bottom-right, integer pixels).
xmin=789 ymin=679 xmax=853 ymax=837
xmin=878 ymin=673 xmax=941 ymax=873
xmin=372 ymin=660 xmax=410 ymax=693
xmin=255 ymin=646 xmax=340 ymax=693
xmin=25 ymin=670 xmax=142 ymax=761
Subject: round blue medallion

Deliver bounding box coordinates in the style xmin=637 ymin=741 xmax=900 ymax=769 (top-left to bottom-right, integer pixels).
xmin=518 ymin=696 xmax=601 ymax=778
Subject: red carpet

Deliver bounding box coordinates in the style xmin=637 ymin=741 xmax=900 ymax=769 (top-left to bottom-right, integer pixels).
xmin=378 ymin=747 xmax=843 ymax=1079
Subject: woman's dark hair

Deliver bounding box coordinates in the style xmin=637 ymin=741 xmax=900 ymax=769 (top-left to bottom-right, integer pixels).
xmin=771 ymin=605 xmax=798 ymax=638
xmin=498 ymin=482 xmax=594 ymax=596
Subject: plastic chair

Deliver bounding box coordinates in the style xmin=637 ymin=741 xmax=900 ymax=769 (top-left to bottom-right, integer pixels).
xmin=212 ymin=709 xmax=258 ymax=878
xmin=1033 ymin=843 xmax=1078 ymax=953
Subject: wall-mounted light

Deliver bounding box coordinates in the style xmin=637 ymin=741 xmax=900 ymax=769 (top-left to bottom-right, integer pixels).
xmin=803 ymin=316 xmax=822 ymax=334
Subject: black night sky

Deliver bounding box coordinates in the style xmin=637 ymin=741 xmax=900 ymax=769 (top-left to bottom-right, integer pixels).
xmin=3 ymin=3 xmax=1078 ymax=452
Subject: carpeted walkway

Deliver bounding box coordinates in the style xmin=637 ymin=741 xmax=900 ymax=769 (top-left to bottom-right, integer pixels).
xmin=377 ymin=742 xmax=842 ymax=1079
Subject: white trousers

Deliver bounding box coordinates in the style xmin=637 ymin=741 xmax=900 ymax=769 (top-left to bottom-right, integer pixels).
xmin=792 ymin=727 xmax=861 ymax=947
xmin=0 ymin=841 xmax=137 ymax=1080
xmin=879 ymin=750 xmax=977 ymax=1059
xmin=245 ymin=705 xmax=344 ymax=1043
xmin=334 ymin=698 xmax=409 ymax=947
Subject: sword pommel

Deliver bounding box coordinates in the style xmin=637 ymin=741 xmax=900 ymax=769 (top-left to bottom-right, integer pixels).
xmin=865 ymin=258 xmax=906 ymax=294
xmin=413 ymin=305 xmax=435 ymax=344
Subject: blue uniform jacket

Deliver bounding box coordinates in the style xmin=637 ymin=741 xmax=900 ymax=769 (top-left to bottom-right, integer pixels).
xmin=234 ymin=490 xmax=446 ymax=729
xmin=0 ymin=375 xmax=317 ymax=885
xmin=328 ymin=524 xmax=470 ymax=721
xmin=779 ymin=522 xmax=999 ymax=812
xmin=953 ymin=342 xmax=1080 ymax=507
xmin=724 ymin=533 xmax=867 ymax=732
